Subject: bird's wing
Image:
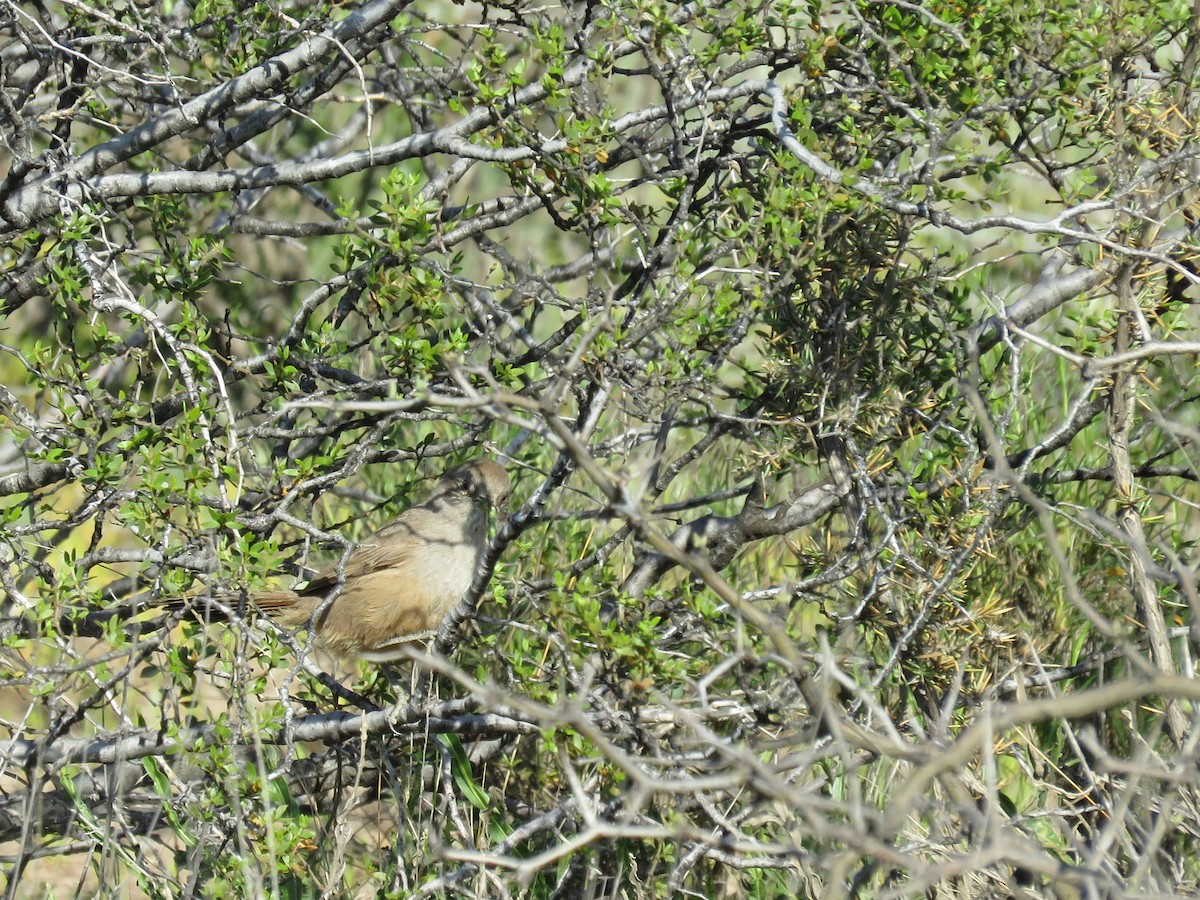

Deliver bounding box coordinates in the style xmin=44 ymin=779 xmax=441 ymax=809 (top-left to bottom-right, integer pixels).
xmin=296 ymin=511 xmax=427 ymax=597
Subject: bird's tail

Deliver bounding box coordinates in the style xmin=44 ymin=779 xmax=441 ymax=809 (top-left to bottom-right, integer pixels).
xmin=56 ymin=584 xmax=318 ymax=646
xmin=58 ymin=590 xmax=256 ymax=639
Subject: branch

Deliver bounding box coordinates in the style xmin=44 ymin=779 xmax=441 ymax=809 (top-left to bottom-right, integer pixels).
xmin=0 ymin=704 xmax=537 ymax=768
xmin=882 ymin=673 xmax=1200 ymax=838
xmin=621 ymin=478 xmax=846 ymax=597
xmin=0 ymin=0 xmax=409 ymax=227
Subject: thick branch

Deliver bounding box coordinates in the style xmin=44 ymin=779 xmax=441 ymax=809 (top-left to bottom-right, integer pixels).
xmin=0 ymin=0 xmax=408 ymax=227
xmin=0 ymin=705 xmax=536 ymax=768
xmin=622 ymin=480 xmax=847 ymax=598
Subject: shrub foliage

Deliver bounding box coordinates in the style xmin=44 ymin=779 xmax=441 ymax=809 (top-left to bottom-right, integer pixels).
xmin=1 ymin=0 xmax=1199 ymax=895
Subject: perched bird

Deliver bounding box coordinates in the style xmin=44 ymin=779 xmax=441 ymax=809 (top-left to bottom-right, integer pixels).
xmin=186 ymin=459 xmax=510 ymax=661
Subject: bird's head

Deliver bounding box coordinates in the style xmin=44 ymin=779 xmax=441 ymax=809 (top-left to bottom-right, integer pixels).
xmin=435 ymin=458 xmax=511 ymax=523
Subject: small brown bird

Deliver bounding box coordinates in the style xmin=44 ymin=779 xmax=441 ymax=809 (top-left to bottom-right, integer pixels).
xmin=189 ymin=459 xmax=510 ymax=661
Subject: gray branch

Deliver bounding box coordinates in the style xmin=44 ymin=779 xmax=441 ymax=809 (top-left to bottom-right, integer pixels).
xmin=622 ymin=479 xmax=847 ymax=597
xmin=1 ymin=0 xmax=409 ymax=227
xmin=0 ymin=706 xmax=537 ymax=768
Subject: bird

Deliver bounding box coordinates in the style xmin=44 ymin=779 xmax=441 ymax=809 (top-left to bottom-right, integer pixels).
xmin=181 ymin=458 xmax=510 ymax=661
